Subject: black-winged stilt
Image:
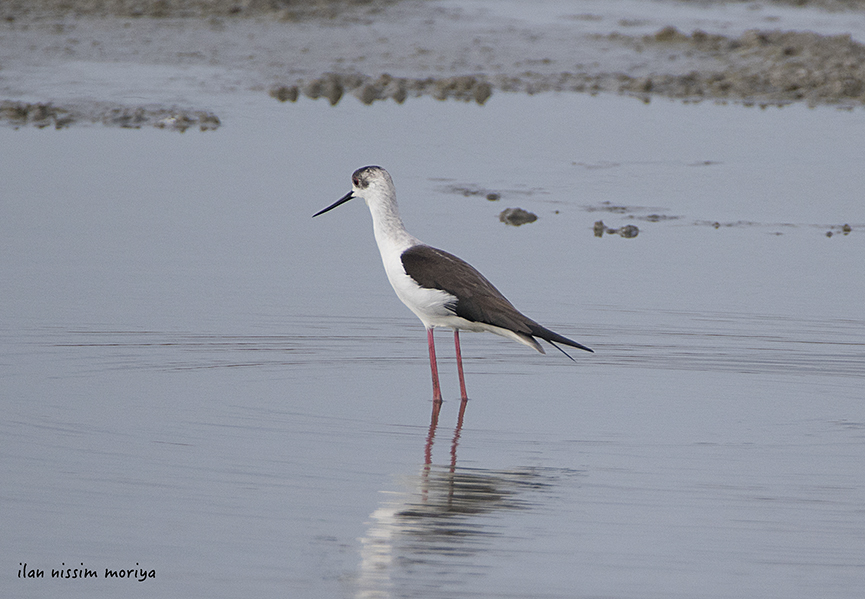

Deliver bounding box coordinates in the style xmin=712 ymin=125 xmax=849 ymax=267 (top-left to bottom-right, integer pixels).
xmin=314 ymin=166 xmax=592 ymax=404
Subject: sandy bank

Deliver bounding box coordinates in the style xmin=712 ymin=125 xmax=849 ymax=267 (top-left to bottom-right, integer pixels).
xmin=2 ymin=0 xmax=865 ymax=128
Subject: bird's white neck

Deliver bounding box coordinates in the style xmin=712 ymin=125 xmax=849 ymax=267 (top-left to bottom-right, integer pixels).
xmin=367 ymin=191 xmax=420 ymax=255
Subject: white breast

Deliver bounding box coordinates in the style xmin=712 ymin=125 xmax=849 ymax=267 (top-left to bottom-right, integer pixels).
xmin=378 ymin=245 xmax=453 ymax=328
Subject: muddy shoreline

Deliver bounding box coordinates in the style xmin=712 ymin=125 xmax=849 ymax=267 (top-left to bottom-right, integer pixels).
xmin=3 ymin=0 xmax=865 ymax=129
xmin=4 ymin=0 xmax=865 ymax=20
xmin=272 ymin=27 xmax=865 ymax=108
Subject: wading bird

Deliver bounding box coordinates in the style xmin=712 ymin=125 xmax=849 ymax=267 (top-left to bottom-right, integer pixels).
xmin=314 ymin=166 xmax=592 ymax=404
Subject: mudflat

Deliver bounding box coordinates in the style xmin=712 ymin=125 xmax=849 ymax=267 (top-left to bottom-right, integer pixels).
xmin=2 ymin=0 xmax=865 ymax=129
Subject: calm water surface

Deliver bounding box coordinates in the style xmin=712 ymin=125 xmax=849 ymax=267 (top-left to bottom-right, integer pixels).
xmin=2 ymin=93 xmax=864 ymax=598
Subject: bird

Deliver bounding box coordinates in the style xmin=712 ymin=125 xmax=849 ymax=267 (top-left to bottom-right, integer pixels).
xmin=313 ymin=166 xmax=592 ymax=403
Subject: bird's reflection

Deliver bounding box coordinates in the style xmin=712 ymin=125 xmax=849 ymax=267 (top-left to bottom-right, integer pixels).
xmin=423 ymin=396 xmax=467 ymax=470
xmin=356 ymin=399 xmax=559 ymax=598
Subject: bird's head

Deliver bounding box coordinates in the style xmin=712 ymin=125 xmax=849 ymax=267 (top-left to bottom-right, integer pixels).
xmin=313 ymin=166 xmax=394 ymax=218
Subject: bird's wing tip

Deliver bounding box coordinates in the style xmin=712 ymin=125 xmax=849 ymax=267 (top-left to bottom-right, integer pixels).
xmin=546 ymin=340 xmax=576 ymax=362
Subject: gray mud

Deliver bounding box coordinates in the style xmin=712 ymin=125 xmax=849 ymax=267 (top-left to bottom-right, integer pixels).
xmin=0 ymin=100 xmax=219 ymax=130
xmin=498 ymin=207 xmax=538 ymax=226
xmin=3 ymin=0 xmax=865 ymax=128
xmin=593 ymin=221 xmax=641 ymax=238
xmin=607 ymin=27 xmax=865 ymax=108
xmin=0 ymin=0 xmax=401 ymax=21
xmin=4 ymin=0 xmax=864 ymax=20
xmin=277 ymin=26 xmax=865 ymax=109
xmin=269 ymin=73 xmax=492 ymax=106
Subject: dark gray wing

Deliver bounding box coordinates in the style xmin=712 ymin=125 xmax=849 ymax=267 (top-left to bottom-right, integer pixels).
xmin=401 ymin=245 xmax=593 ymax=354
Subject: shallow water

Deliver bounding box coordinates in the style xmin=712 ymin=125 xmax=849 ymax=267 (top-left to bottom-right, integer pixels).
xmin=2 ymin=92 xmax=864 ymax=598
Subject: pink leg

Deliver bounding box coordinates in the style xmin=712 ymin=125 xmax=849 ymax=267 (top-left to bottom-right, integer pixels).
xmin=454 ymin=330 xmax=468 ymax=400
xmin=424 ymin=399 xmax=440 ymax=467
xmin=451 ymin=396 xmax=468 ymax=470
xmin=427 ymin=328 xmax=443 ymax=403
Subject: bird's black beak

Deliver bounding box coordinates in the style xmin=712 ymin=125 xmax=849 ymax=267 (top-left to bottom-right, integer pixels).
xmin=313 ymin=191 xmax=355 ymax=217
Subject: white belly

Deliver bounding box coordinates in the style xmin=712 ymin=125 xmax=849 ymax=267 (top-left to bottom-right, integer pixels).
xmin=385 ymin=260 xmax=457 ymax=328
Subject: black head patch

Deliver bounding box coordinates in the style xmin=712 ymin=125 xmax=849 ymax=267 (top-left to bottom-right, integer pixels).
xmin=352 ymin=165 xmax=383 ymax=190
